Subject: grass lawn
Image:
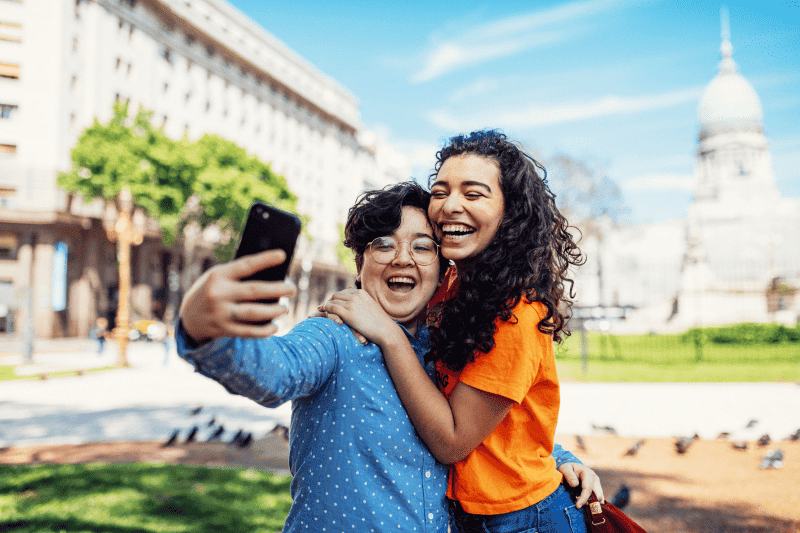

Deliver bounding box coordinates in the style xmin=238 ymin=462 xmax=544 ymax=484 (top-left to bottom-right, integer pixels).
xmin=555 ymin=330 xmax=800 ymax=382
xmin=0 ymin=463 xmax=292 ymax=533
xmin=556 ymin=359 xmax=800 ymax=382
xmin=0 ymin=365 xmax=115 ymax=382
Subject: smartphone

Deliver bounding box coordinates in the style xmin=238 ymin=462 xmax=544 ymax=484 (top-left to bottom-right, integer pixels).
xmin=234 ymin=202 xmax=302 ymax=304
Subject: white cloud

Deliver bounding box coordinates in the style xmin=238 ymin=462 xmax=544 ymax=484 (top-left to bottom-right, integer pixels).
xmin=410 ymin=0 xmax=630 ymax=83
xmin=621 ymin=172 xmax=695 ymax=192
xmin=427 ymin=86 xmax=702 ymax=130
xmin=450 ymin=78 xmax=501 ymax=102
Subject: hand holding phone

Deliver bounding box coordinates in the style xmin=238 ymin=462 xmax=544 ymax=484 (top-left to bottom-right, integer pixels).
xmin=234 ymin=202 xmax=302 ymax=304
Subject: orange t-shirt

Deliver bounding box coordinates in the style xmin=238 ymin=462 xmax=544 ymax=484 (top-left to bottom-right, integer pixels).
xmin=429 ymin=268 xmax=563 ymax=515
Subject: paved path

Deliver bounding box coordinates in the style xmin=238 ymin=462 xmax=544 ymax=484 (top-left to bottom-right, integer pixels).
xmin=1 ymin=339 xmax=798 ymax=448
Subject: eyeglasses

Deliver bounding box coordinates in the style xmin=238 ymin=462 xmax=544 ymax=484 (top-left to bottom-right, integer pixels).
xmin=367 ymin=236 xmax=440 ymax=266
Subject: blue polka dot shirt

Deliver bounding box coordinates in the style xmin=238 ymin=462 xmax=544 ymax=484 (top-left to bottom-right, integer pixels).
xmin=176 ymin=317 xmax=581 ymax=532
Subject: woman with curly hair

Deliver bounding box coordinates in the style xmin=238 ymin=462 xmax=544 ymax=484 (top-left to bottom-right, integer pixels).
xmin=321 ymin=130 xmax=595 ymax=532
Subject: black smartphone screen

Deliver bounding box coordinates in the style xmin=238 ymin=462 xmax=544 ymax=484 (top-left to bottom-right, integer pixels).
xmin=234 ymin=202 xmax=302 ymax=303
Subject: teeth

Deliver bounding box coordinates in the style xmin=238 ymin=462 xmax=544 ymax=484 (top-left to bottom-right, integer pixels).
xmin=442 ymin=224 xmax=474 ymax=234
xmin=388 ymin=276 xmax=415 ymax=284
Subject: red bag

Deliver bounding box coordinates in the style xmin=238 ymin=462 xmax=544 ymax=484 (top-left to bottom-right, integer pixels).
xmin=582 ymin=493 xmax=647 ymax=533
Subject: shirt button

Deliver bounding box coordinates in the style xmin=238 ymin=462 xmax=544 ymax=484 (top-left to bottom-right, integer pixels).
xmin=425 ymin=470 xmax=431 ymax=478
xmin=428 ymin=513 xmax=434 ymax=520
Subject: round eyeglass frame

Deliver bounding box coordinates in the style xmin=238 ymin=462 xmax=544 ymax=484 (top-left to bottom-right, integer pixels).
xmin=367 ymin=236 xmax=440 ymax=266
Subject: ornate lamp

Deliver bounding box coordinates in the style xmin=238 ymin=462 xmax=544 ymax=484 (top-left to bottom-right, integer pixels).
xmin=102 ymin=187 xmax=146 ymax=367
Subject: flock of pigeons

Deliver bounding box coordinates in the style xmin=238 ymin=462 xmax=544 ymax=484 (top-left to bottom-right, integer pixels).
xmin=575 ymin=420 xmax=799 ymax=510
xmin=161 ymin=406 xmax=290 ymax=449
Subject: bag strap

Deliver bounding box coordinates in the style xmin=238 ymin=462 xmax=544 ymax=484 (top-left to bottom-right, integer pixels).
xmin=586 ymin=493 xmax=607 ymax=527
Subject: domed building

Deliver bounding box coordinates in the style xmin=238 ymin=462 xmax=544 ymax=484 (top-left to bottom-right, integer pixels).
xmin=676 ymin=15 xmax=800 ymax=328
xmin=585 ymin=14 xmax=800 ymax=333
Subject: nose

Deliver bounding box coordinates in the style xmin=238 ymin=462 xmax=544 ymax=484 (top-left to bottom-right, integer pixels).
xmin=391 ymin=242 xmax=415 ymax=266
xmin=441 ymin=192 xmax=463 ymax=215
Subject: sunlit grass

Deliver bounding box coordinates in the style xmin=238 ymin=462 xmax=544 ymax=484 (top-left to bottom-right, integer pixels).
xmin=0 ymin=365 xmax=115 ymax=382
xmin=0 ymin=463 xmax=293 ymax=533
xmin=556 ymin=330 xmax=800 ymax=382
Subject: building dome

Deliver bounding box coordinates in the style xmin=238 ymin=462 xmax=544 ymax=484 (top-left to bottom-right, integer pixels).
xmin=698 ymin=32 xmax=762 ymax=139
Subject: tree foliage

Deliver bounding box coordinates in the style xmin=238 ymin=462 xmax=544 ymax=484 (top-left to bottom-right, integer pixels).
xmin=546 ymin=153 xmax=626 ymax=229
xmin=58 ymin=102 xmax=299 ymax=260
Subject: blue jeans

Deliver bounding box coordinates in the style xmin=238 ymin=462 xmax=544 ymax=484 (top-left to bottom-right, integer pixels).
xmin=450 ymin=484 xmax=588 ymax=533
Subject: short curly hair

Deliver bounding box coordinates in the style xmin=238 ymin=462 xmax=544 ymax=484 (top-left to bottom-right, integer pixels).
xmin=428 ymin=130 xmax=584 ymax=371
xmin=344 ymin=181 xmax=447 ymax=283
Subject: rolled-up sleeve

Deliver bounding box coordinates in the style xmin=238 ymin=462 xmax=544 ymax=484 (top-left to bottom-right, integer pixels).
xmin=176 ymin=318 xmax=342 ymax=408
xmin=552 ymin=443 xmax=581 ymax=467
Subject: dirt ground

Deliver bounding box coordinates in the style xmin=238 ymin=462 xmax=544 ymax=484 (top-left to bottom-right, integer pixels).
xmin=2 ymin=434 xmax=798 ymax=533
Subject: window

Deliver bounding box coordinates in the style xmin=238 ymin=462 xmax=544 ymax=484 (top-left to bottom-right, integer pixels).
xmin=0 ymin=104 xmax=17 ymax=119
xmin=0 ymin=194 xmax=14 ymax=215
xmin=0 ymin=63 xmax=20 ymax=80
xmin=0 ymin=22 xmax=22 ymax=43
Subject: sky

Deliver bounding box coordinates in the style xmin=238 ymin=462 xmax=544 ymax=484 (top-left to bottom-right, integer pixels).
xmin=227 ymin=0 xmax=799 ymax=225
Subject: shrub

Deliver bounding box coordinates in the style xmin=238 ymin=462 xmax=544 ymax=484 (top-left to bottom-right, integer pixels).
xmin=682 ymin=323 xmax=800 ymax=345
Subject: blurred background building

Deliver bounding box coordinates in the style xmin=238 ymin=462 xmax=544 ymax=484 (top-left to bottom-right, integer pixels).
xmin=0 ymin=0 xmax=408 ymax=338
xmin=574 ymin=14 xmax=800 ymax=333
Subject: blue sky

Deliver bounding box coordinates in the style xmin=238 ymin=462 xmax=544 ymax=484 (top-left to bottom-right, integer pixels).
xmin=227 ymin=0 xmax=799 ymax=225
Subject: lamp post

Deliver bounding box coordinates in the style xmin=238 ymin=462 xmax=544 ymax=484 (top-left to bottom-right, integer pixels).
xmin=103 ymin=187 xmax=146 ymax=367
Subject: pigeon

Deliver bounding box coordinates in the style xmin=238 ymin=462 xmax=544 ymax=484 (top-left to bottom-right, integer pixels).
xmin=716 ymin=432 xmax=730 ymax=439
xmin=207 ymin=425 xmax=225 ymax=441
xmin=270 ymin=424 xmax=290 ymax=441
xmin=575 ymin=435 xmax=588 ymax=453
xmin=237 ymin=432 xmax=253 ymax=448
xmin=229 ymin=429 xmax=245 ymax=445
xmin=756 ymin=434 xmax=771 ymax=447
xmin=675 ymin=433 xmax=699 ymax=454
xmin=745 ymin=419 xmax=758 ymax=429
xmin=185 ymin=425 xmax=199 ymax=443
xmin=610 ymin=485 xmax=630 ymax=510
xmin=623 ymin=439 xmax=645 ymax=457
xmin=591 ymin=424 xmax=618 ymax=436
xmin=162 ymin=430 xmax=179 ymax=448
xmin=731 ymin=441 xmax=748 ymax=451
xmin=190 ymin=406 xmax=203 ymax=416
xmin=786 ymin=429 xmax=800 ymax=442
xmin=759 ymin=448 xmax=784 ymax=469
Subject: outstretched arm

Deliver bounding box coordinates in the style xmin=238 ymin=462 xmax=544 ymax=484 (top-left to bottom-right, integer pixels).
xmin=320 ymin=288 xmax=513 ymax=465
xmin=179 ymin=249 xmax=297 ymax=344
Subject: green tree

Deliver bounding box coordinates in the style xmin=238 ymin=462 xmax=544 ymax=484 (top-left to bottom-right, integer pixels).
xmin=58 ymin=102 xmax=299 ymax=260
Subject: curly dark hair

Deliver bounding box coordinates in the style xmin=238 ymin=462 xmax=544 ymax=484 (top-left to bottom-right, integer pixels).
xmin=427 ymin=130 xmax=584 ymax=371
xmin=344 ymin=181 xmax=447 ymax=286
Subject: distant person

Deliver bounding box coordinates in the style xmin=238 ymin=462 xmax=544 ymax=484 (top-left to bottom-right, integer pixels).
xmin=321 ymin=131 xmax=596 ymax=532
xmin=176 ymin=182 xmax=601 ymax=531
xmin=88 ymin=317 xmax=108 ymax=355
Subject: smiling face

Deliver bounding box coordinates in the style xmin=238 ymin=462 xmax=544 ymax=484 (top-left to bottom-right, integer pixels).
xmin=358 ymin=206 xmax=441 ymax=335
xmin=429 ymin=154 xmax=505 ymax=266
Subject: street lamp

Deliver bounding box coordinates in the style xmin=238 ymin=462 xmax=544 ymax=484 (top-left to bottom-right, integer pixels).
xmin=103 ymin=187 xmax=146 ymax=367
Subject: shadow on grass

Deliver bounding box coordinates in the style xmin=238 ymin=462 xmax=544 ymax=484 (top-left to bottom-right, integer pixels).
xmin=0 ymin=463 xmax=292 ymax=533
xmin=594 ymin=468 xmax=800 ymax=533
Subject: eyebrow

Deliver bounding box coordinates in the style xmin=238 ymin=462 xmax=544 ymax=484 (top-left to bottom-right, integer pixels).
xmin=430 ymin=179 xmax=494 ymax=193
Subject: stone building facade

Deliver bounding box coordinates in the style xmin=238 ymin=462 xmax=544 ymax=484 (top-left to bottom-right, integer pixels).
xmin=574 ymin=15 xmax=800 ymax=333
xmin=0 ymin=0 xmax=407 ymax=338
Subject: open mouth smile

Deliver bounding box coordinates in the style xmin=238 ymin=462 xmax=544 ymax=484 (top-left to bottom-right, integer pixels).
xmin=386 ymin=276 xmax=416 ymax=293
xmin=440 ymin=223 xmax=476 ymax=240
